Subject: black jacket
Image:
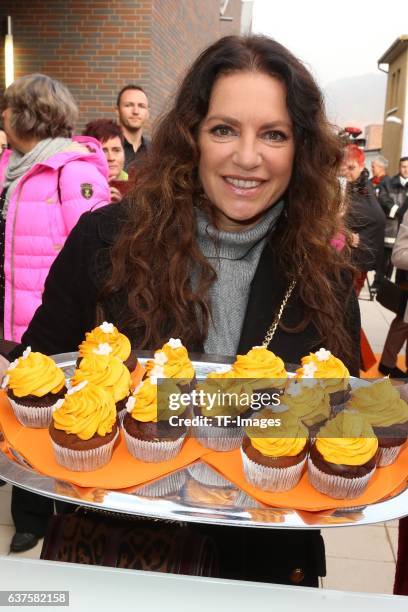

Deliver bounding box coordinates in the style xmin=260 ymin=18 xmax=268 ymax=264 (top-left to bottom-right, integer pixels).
xmin=378 ymin=174 xmax=408 ymax=218
xmin=346 ymin=171 xmax=385 ymax=271
xmin=19 ymin=203 xmax=361 ymax=375
xmin=10 ymin=202 xmax=362 ymax=585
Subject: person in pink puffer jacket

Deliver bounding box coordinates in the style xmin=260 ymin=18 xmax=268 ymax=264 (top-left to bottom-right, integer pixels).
xmin=0 ymin=74 xmax=110 ymax=342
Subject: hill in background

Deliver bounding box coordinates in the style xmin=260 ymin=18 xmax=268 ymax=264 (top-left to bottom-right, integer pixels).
xmin=323 ymin=72 xmax=387 ymax=130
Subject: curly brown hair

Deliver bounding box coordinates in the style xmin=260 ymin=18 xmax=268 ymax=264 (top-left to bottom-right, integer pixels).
xmin=100 ymin=35 xmax=354 ymax=359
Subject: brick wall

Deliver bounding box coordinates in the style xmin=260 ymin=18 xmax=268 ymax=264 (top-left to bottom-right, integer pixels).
xmin=149 ymin=0 xmax=242 ymax=120
xmin=0 ymin=0 xmax=242 ymax=130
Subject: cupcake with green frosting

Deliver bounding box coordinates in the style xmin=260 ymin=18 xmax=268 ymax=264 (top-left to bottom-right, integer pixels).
xmin=350 ymin=378 xmax=408 ymax=466
xmin=283 ymin=378 xmax=331 ymax=437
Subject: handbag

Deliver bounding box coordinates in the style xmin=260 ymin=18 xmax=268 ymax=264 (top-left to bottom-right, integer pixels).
xmin=41 ymin=509 xmax=218 ymax=576
xmin=376 ymin=278 xmax=403 ymax=314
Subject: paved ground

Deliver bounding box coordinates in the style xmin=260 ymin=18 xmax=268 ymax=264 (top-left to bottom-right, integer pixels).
xmin=0 ymin=285 xmax=404 ymax=593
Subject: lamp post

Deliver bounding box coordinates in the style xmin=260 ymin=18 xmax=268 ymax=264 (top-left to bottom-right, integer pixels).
xmin=5 ymin=15 xmax=14 ymax=87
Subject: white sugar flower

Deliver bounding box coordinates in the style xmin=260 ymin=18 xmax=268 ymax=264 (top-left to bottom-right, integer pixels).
xmin=166 ymin=338 xmax=182 ymax=349
xmin=315 ymin=348 xmax=331 ymax=362
xmin=93 ymin=343 xmax=112 ymax=356
xmin=302 ymin=362 xmax=318 ymax=378
xmin=286 ymin=383 xmax=302 ymax=397
xmin=53 ymin=399 xmax=65 ymax=412
xmin=149 ymin=364 xmax=164 ymax=379
xmin=8 ymin=359 xmax=19 ymax=371
xmin=100 ymin=322 xmax=114 ymax=333
xmin=126 ymin=395 xmax=136 ymax=412
xmin=22 ymin=346 xmax=31 ymax=359
xmin=67 ymin=380 xmax=88 ymax=395
xmin=1 ymin=375 xmax=9 ymax=389
xmin=154 ymin=351 xmax=168 ymax=366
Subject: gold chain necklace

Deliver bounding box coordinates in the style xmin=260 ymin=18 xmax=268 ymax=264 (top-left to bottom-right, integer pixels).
xmin=262 ymin=278 xmax=297 ymax=348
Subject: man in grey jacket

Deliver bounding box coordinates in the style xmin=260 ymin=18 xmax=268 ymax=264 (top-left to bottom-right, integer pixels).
xmin=379 ymin=192 xmax=408 ymax=377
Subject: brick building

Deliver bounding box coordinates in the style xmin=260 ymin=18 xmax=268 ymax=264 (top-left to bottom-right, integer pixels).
xmin=0 ymin=0 xmax=247 ymax=130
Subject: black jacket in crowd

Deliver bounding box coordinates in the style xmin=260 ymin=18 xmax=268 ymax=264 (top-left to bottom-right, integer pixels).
xmin=345 ymin=170 xmax=386 ymax=272
xmin=11 ymin=201 xmax=361 ymax=587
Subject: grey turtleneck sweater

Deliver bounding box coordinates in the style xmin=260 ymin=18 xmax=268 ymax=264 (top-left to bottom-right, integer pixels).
xmin=196 ymin=202 xmax=284 ymax=356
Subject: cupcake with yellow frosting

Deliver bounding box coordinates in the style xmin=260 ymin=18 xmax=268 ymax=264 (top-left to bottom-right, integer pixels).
xmin=192 ymin=372 xmax=253 ymax=451
xmin=145 ymin=338 xmax=195 ymax=392
xmin=241 ymin=410 xmax=309 ymax=492
xmin=349 ymin=378 xmax=408 ymax=466
xmin=296 ymin=348 xmax=350 ymax=409
xmin=71 ymin=343 xmax=131 ymax=422
xmin=49 ymin=380 xmax=118 ymax=471
xmin=308 ymin=411 xmax=378 ymax=499
xmin=284 ymin=379 xmax=331 ymax=437
xmin=78 ymin=322 xmax=136 ymax=371
xmin=123 ymin=377 xmax=187 ymax=462
xmin=2 ymin=347 xmax=66 ymax=428
xmin=232 ymin=346 xmax=287 ymax=395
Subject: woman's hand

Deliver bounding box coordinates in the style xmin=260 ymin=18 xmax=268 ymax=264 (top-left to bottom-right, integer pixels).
xmin=350 ymin=232 xmax=360 ymax=248
xmin=109 ymin=186 xmax=122 ymax=203
xmin=0 ymin=355 xmax=10 ymax=379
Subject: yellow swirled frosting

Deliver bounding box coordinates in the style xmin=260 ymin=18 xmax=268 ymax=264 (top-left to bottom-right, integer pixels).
xmin=284 ymin=380 xmax=330 ymax=427
xmin=4 ymin=348 xmax=65 ymax=398
xmin=145 ymin=338 xmax=195 ymax=380
xmin=79 ymin=322 xmax=131 ymax=362
xmin=232 ymin=347 xmax=287 ymax=390
xmin=296 ymin=348 xmax=350 ymax=394
xmin=52 ymin=381 xmax=116 ymax=440
xmin=247 ymin=410 xmax=308 ymax=457
xmin=350 ymin=379 xmax=408 ymax=427
xmin=71 ymin=353 xmax=131 ymax=403
xmin=316 ymin=411 xmax=378 ymax=465
xmin=196 ymin=375 xmax=253 ymax=418
xmin=126 ymin=378 xmax=158 ymax=422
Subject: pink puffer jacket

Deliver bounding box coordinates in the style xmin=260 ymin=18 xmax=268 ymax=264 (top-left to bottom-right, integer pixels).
xmin=1 ymin=136 xmax=110 ymax=341
xmin=0 ymin=149 xmax=11 ymax=185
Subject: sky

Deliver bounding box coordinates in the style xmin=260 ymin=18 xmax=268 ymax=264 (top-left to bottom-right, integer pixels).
xmin=252 ymin=0 xmax=407 ymax=87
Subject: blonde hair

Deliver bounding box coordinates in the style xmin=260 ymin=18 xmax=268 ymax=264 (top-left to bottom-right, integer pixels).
xmin=4 ymin=73 xmax=78 ymax=139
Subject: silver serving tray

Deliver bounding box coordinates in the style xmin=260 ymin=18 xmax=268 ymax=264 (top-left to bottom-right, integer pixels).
xmin=0 ymin=351 xmax=407 ymax=529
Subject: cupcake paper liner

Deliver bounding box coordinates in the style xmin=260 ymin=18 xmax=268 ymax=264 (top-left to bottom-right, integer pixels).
xmin=241 ymin=448 xmax=307 ymax=492
xmin=377 ymin=444 xmax=404 ymax=467
xmin=187 ymin=462 xmax=234 ymax=488
xmin=9 ymin=398 xmax=60 ymax=429
xmin=307 ymin=457 xmax=375 ymax=499
xmin=234 ymin=489 xmax=262 ymax=508
xmin=117 ymin=407 xmax=127 ymax=427
xmin=123 ymin=429 xmax=185 ymax=463
xmin=51 ymin=432 xmax=118 ymax=472
xmin=193 ymin=423 xmax=243 ymax=452
xmin=135 ymin=470 xmax=187 ymax=497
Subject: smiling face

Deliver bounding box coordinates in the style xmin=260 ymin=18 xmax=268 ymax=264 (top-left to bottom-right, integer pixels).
xmin=198 ymin=71 xmax=295 ymax=231
xmin=102 ymin=136 xmax=125 ymax=180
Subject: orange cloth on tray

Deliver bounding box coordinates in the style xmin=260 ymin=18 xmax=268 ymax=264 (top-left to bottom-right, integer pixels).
xmin=202 ymin=443 xmax=408 ymax=512
xmin=0 ymin=390 xmax=208 ymax=489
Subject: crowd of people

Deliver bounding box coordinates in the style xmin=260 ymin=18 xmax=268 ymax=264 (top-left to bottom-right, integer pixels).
xmin=0 ymin=34 xmax=406 ymax=594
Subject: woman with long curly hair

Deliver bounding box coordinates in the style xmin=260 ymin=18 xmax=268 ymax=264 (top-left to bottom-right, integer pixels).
xmin=3 ymin=36 xmax=360 ymax=582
